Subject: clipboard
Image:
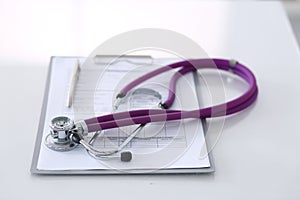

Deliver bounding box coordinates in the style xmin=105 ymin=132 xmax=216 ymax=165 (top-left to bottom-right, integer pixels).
xmin=31 ymin=55 xmax=215 ymax=174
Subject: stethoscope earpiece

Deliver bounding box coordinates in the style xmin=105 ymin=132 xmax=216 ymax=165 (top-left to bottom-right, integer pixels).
xmin=120 ymin=151 xmax=132 ymax=162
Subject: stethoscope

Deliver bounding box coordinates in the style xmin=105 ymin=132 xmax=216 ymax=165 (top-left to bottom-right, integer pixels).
xmin=45 ymin=58 xmax=258 ymax=162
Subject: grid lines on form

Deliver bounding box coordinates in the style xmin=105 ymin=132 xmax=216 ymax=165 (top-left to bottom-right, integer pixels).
xmin=63 ymin=65 xmax=189 ymax=151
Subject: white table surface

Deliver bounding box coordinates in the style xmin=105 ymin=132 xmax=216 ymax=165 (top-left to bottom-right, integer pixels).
xmin=1 ymin=1 xmax=300 ymax=199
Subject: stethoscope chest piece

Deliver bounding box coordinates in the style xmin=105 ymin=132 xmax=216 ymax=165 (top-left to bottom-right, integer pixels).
xmin=45 ymin=116 xmax=78 ymax=151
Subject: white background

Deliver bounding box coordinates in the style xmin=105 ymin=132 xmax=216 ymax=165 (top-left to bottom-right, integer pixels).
xmin=0 ymin=1 xmax=300 ymax=199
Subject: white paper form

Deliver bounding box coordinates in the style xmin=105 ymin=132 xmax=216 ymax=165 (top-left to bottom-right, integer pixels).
xmin=36 ymin=57 xmax=210 ymax=171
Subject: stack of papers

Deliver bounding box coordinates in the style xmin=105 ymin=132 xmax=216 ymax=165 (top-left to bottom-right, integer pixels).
xmin=31 ymin=56 xmax=214 ymax=174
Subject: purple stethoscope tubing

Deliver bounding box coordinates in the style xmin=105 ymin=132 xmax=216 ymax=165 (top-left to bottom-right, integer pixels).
xmin=85 ymin=58 xmax=258 ymax=132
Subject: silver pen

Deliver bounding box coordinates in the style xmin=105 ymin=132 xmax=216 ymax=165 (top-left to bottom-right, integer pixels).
xmin=66 ymin=59 xmax=80 ymax=107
